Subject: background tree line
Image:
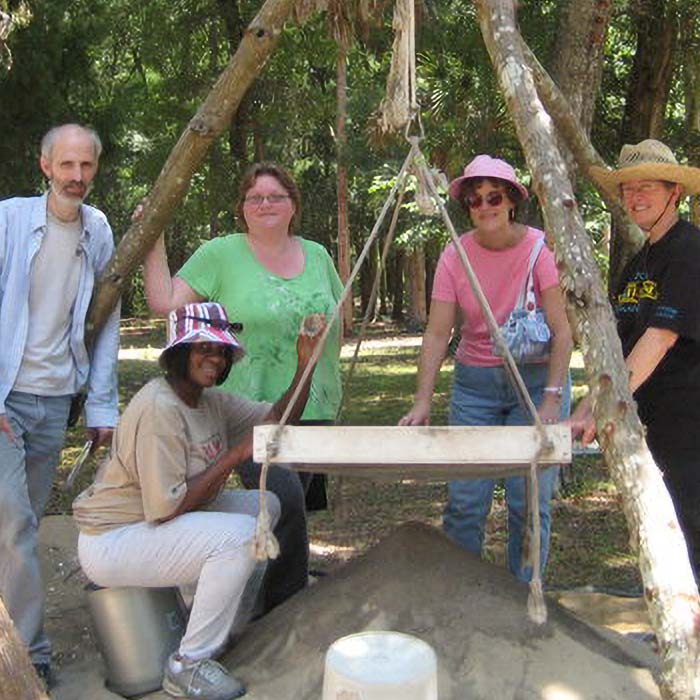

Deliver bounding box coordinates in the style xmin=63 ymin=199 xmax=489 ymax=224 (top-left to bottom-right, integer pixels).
xmin=1 ymin=0 xmax=700 ymax=325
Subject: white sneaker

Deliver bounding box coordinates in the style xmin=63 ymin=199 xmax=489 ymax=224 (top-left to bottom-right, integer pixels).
xmin=162 ymin=655 xmax=246 ymax=700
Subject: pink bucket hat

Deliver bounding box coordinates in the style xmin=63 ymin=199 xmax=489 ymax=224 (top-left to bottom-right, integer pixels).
xmin=163 ymin=301 xmax=245 ymax=364
xmin=448 ymin=155 xmax=529 ymax=202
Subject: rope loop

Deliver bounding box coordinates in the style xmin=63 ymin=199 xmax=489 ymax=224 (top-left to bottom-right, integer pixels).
xmin=404 ymin=109 xmax=425 ymax=142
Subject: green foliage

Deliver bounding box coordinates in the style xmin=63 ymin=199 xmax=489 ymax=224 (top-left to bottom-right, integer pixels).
xmin=593 ymin=3 xmax=636 ymax=161
xmin=364 ymin=169 xmax=442 ymax=249
xmin=0 ymin=0 xmax=698 ymax=317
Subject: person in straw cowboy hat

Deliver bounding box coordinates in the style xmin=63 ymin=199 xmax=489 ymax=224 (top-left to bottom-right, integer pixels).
xmin=571 ymin=139 xmax=700 ymax=577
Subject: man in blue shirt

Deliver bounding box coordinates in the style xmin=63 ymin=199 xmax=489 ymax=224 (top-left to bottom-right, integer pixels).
xmin=0 ymin=123 xmax=119 ymax=686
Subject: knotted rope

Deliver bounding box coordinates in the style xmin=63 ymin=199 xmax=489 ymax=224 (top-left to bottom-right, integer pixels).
xmin=377 ymin=0 xmax=418 ymax=132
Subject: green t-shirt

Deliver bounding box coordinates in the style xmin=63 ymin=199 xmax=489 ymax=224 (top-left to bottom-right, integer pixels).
xmin=178 ymin=234 xmax=343 ymax=420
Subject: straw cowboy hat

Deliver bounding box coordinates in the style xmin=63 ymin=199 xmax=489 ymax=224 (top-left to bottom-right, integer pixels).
xmin=590 ymin=139 xmax=700 ymax=196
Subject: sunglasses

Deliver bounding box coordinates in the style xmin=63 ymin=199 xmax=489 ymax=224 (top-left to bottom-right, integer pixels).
xmin=190 ymin=342 xmax=232 ymax=357
xmin=464 ymin=191 xmax=505 ymax=209
xmin=184 ymin=316 xmax=243 ymax=333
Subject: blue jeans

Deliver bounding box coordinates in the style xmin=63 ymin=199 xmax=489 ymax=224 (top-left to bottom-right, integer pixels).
xmin=443 ymin=363 xmax=570 ymax=582
xmin=0 ymin=391 xmax=72 ymax=663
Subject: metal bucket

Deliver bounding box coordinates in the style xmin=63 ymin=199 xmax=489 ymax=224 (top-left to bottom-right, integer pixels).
xmin=322 ymin=631 xmax=438 ymax=700
xmin=87 ymin=585 xmax=186 ymax=697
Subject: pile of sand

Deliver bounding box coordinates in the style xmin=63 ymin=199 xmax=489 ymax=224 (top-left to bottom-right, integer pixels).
xmin=222 ymin=522 xmax=659 ymax=700
xmin=41 ymin=518 xmax=660 ymax=700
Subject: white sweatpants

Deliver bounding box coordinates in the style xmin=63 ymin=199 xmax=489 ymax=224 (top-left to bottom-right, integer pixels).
xmin=78 ymin=490 xmax=280 ymax=660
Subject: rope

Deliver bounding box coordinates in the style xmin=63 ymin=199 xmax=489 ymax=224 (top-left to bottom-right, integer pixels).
xmin=378 ymin=0 xmax=418 ymax=133
xmin=413 ymin=141 xmax=551 ymax=623
xmin=413 ymin=143 xmax=550 ymax=447
xmin=256 ymin=4 xmax=552 ymax=627
xmin=333 ymin=181 xmax=408 ymax=517
xmin=526 ymin=455 xmax=547 ymax=624
xmin=253 ymin=142 xmax=421 ymax=560
xmin=339 ymin=179 xmax=409 ymax=413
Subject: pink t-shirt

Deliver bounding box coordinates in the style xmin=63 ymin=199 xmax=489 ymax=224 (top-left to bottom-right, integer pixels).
xmin=432 ymin=227 xmax=559 ymax=367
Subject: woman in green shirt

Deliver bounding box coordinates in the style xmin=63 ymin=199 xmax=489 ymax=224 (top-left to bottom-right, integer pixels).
xmin=143 ymin=162 xmax=343 ymax=611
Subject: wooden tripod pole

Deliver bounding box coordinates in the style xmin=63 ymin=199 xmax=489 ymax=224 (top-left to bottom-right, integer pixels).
xmin=0 ymin=597 xmax=48 ymax=700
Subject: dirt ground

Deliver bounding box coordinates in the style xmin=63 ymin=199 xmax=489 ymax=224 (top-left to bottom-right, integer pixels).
xmin=40 ymin=515 xmax=657 ymax=700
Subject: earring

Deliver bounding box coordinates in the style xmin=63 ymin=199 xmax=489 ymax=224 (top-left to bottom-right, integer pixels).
xmin=508 ymin=208 xmax=516 ymax=222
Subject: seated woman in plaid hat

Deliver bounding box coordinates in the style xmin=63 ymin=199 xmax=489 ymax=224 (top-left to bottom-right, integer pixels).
xmin=72 ymin=301 xmax=326 ymax=700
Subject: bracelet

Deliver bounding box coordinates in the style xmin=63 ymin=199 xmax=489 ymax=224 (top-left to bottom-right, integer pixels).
xmin=543 ymin=386 xmax=563 ymax=398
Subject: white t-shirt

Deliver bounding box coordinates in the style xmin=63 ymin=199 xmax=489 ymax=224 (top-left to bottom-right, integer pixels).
xmin=14 ymin=211 xmax=82 ymax=395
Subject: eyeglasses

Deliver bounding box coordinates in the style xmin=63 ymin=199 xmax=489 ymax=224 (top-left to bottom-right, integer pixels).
xmin=620 ymin=182 xmax=669 ymax=198
xmin=243 ymin=194 xmax=290 ymax=207
xmin=464 ymin=191 xmax=504 ymax=209
xmin=184 ymin=316 xmax=243 ymax=333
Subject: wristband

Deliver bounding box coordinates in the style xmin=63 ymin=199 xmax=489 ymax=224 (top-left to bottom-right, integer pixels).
xmin=543 ymin=386 xmax=563 ymax=398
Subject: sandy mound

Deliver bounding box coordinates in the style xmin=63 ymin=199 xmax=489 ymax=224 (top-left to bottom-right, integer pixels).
xmin=38 ymin=517 xmax=659 ymax=699
xmin=218 ymin=522 xmax=659 ymax=700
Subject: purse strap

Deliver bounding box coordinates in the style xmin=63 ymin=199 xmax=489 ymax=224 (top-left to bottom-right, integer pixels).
xmin=515 ymin=236 xmax=545 ymax=313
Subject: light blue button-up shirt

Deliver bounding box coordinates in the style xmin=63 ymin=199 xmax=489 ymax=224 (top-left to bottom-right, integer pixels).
xmin=0 ymin=193 xmax=119 ymax=427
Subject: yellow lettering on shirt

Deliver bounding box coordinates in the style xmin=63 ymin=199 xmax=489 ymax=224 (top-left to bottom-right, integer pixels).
xmin=618 ymin=280 xmax=659 ymax=305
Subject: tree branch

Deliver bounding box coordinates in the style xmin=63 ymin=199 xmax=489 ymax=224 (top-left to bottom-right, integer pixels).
xmin=84 ymin=0 xmax=311 ymax=345
xmin=0 ymin=597 xmax=48 ymax=700
xmin=476 ymin=2 xmax=700 ymax=698
xmin=518 ymin=34 xmax=645 ymax=255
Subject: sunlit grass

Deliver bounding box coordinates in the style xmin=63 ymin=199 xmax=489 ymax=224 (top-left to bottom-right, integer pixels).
xmin=47 ymin=324 xmax=639 ymax=591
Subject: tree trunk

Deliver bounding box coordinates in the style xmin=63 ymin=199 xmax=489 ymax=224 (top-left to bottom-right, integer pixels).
xmin=518 ymin=36 xmax=645 ymax=296
xmin=406 ymin=246 xmax=427 ymax=329
xmin=390 ymin=247 xmax=405 ymax=320
xmin=215 ymin=0 xmax=251 ymax=166
xmin=476 ymin=3 xmax=700 ymax=699
xmin=376 ymin=239 xmax=387 ymax=317
xmin=613 ymin=0 xmax=678 ymax=289
xmin=621 ymin=0 xmax=678 ymax=142
xmin=681 ymin=7 xmax=700 ymax=227
xmin=379 ymin=259 xmax=388 ymax=316
xmin=548 ymin=0 xmax=613 ymax=183
xmin=336 ymin=41 xmax=353 ymax=334
xmin=207 ymin=144 xmax=223 ymax=239
xmin=359 ymin=239 xmax=378 ymax=321
xmin=424 ymin=238 xmax=442 ymax=305
xmin=83 ymin=0 xmax=306 ymax=346
xmin=0 ymin=598 xmax=47 ymax=700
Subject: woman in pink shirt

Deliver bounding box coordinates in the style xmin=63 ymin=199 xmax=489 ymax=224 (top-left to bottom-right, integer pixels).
xmin=400 ymin=155 xmax=572 ymax=582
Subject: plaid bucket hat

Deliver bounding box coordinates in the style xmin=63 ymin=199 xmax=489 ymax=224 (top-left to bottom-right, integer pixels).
xmin=162 ymin=302 xmax=245 ymax=364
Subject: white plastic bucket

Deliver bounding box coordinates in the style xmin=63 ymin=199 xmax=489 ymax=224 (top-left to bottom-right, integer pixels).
xmin=322 ymin=631 xmax=438 ymax=700
xmin=87 ymin=585 xmax=185 ymax=697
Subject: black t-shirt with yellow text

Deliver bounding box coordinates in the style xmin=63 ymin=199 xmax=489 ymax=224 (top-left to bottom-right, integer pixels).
xmin=614 ymin=219 xmax=700 ymax=443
